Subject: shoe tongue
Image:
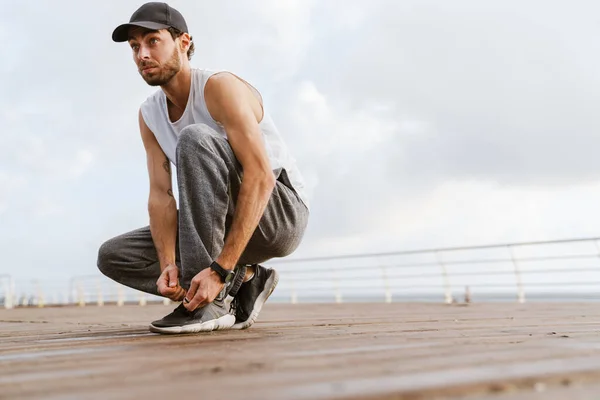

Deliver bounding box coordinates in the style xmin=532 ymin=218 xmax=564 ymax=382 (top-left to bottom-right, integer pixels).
xmin=175 ymin=303 xmax=191 ymax=314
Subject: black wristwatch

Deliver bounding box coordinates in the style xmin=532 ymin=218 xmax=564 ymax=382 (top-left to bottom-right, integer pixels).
xmin=210 ymin=261 xmax=235 ymax=285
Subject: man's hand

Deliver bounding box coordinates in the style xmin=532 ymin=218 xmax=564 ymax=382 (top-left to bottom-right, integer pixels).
xmin=183 ymin=268 xmax=224 ymax=311
xmin=156 ymin=264 xmax=186 ymax=302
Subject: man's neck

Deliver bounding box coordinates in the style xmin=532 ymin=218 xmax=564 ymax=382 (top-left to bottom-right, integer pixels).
xmin=161 ymin=66 xmax=192 ymax=111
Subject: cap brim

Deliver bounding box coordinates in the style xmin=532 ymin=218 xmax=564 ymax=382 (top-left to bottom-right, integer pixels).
xmin=112 ymin=21 xmax=171 ymax=42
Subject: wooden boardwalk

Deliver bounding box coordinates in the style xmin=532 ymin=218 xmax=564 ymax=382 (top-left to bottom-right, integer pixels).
xmin=2 ymin=302 xmax=600 ymax=399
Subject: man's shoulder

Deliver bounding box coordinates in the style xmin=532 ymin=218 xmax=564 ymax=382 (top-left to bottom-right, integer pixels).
xmin=141 ymin=88 xmax=164 ymax=109
xmin=139 ymin=89 xmax=165 ymax=133
xmin=204 ymin=69 xmax=247 ymax=83
xmin=204 ymin=70 xmax=260 ymax=103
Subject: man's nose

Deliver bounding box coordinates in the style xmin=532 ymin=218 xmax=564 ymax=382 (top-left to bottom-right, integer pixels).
xmin=138 ymin=45 xmax=151 ymax=60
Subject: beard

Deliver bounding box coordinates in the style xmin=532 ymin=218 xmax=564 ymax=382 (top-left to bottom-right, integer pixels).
xmin=139 ymin=47 xmax=181 ymax=86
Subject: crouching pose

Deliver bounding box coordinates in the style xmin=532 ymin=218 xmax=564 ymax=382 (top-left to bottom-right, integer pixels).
xmin=97 ymin=2 xmax=309 ymax=334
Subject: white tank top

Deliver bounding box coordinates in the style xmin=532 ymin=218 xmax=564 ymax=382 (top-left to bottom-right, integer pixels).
xmin=140 ymin=68 xmax=309 ymax=209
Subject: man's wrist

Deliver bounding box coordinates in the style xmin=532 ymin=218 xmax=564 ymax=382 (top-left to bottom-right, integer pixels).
xmin=210 ymin=260 xmax=236 ymax=285
xmin=160 ymin=261 xmax=177 ymax=272
xmin=215 ymin=255 xmax=236 ymax=271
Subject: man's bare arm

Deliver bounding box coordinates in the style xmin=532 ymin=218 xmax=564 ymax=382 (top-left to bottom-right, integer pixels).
xmin=205 ymin=73 xmax=276 ymax=271
xmin=138 ymin=109 xmax=178 ymax=271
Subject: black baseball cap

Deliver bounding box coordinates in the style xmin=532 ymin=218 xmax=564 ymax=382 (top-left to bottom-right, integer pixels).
xmin=112 ymin=2 xmax=188 ymax=42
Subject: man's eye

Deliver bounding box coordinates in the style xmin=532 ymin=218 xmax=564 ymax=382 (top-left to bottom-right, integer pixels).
xmin=131 ymin=45 xmax=139 ymax=51
xmin=150 ymin=38 xmax=158 ymax=44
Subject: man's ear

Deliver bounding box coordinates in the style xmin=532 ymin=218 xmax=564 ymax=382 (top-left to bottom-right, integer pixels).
xmin=179 ymin=32 xmax=191 ymax=53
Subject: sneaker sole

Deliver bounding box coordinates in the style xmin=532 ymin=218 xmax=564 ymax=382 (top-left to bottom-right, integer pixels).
xmin=148 ymin=313 xmax=236 ymax=335
xmin=231 ymin=269 xmax=279 ymax=330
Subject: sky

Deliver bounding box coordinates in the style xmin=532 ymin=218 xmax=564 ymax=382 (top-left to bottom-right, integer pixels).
xmin=3 ymin=0 xmax=600 ymax=290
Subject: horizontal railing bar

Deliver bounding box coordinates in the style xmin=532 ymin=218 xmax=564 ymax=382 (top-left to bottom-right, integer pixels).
xmin=277 ymin=281 xmax=600 ymax=290
xmin=282 ymin=285 xmax=445 ymax=292
xmin=67 ymin=254 xmax=600 ymax=282
xmin=272 ymin=292 xmax=600 ymax=299
xmin=519 ymin=267 xmax=600 ymax=274
xmin=267 ymin=237 xmax=600 ymax=264
xmin=279 ymin=274 xmax=444 ymax=282
xmin=390 ymin=267 xmax=600 ymax=279
xmin=274 ymin=254 xmax=600 ymax=273
xmin=278 ymin=267 xmax=600 ymax=283
xmin=513 ymin=282 xmax=600 ymax=287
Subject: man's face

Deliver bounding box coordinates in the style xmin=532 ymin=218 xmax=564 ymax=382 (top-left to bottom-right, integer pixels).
xmin=128 ymin=28 xmax=182 ymax=86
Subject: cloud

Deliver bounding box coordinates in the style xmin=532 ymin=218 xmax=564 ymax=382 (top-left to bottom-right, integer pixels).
xmin=316 ymin=0 xmax=600 ymax=186
xmin=34 ymin=196 xmax=64 ymax=218
xmin=69 ymin=150 xmax=95 ymax=179
xmin=0 ymin=173 xmax=28 ymax=217
xmin=3 ymin=0 xmax=600 ymax=287
xmin=261 ymin=0 xmax=600 ymax=257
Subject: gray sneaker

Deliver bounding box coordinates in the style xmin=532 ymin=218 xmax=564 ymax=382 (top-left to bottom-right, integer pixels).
xmin=229 ymin=264 xmax=279 ymax=330
xmin=149 ymin=288 xmax=235 ymax=334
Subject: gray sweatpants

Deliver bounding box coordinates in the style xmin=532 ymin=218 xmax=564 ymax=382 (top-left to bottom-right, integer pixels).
xmin=97 ymin=124 xmax=309 ymax=296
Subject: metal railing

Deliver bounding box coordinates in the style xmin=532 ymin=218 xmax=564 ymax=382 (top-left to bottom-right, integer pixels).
xmin=67 ymin=275 xmax=170 ymax=307
xmin=265 ymin=237 xmax=600 ymax=304
xmin=5 ymin=237 xmax=600 ymax=308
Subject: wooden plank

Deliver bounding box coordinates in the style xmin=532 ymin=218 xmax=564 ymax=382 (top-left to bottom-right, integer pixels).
xmin=2 ymin=303 xmax=600 ymax=399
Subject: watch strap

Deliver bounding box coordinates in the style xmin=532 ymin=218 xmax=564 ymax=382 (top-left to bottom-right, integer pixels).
xmin=210 ymin=261 xmax=233 ymax=283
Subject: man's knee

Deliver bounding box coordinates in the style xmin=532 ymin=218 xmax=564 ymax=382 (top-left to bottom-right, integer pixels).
xmin=176 ymin=124 xmax=222 ymax=156
xmin=96 ymin=237 xmax=121 ymax=279
xmin=272 ymin=239 xmax=301 ymax=259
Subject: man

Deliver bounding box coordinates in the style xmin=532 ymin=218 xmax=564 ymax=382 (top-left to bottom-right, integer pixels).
xmin=97 ymin=2 xmax=309 ymax=334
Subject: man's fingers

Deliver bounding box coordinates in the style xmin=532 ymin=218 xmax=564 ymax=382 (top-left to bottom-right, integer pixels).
xmin=165 ymin=286 xmax=185 ymax=302
xmin=184 ymin=280 xmax=206 ymax=311
xmin=185 ymin=292 xmax=206 ymax=311
xmin=188 ymin=278 xmax=199 ymax=298
xmin=167 ymin=268 xmax=178 ymax=288
xmin=156 ymin=269 xmax=167 ymax=286
xmin=158 ymin=284 xmax=175 ymax=297
xmin=172 ymin=287 xmax=186 ymax=302
xmin=185 ymin=279 xmax=199 ymax=305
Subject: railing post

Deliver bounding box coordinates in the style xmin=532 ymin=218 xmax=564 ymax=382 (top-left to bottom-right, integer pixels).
xmin=77 ymin=282 xmax=86 ymax=307
xmin=7 ymin=278 xmax=15 ymax=309
xmin=290 ymin=276 xmax=298 ymax=304
xmin=97 ymin=279 xmax=104 ymax=307
xmin=2 ymin=277 xmax=14 ymax=310
xmin=333 ymin=270 xmax=342 ymax=304
xmin=435 ymin=252 xmax=453 ymax=304
xmin=381 ymin=265 xmax=392 ymax=303
xmin=117 ymin=284 xmax=124 ymax=307
xmin=508 ymin=245 xmax=526 ymax=304
xmin=68 ymin=277 xmax=74 ymax=305
xmin=139 ymin=292 xmax=147 ymax=306
xmin=35 ymin=280 xmax=45 ymax=308
xmin=594 ymin=239 xmax=600 ymax=260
